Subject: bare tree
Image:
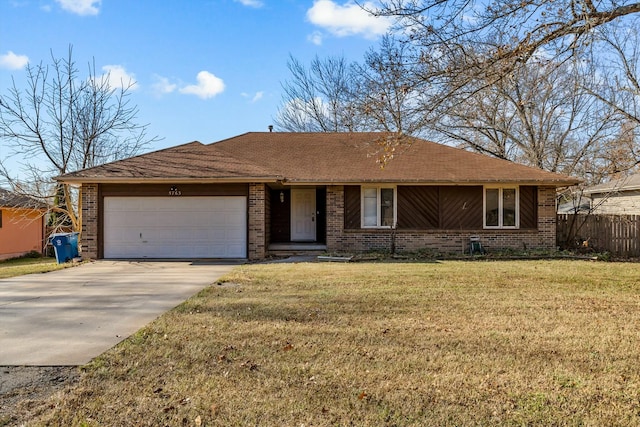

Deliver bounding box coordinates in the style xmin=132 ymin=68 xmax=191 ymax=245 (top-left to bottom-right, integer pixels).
xmin=435 ymin=57 xmax=618 ymax=177
xmin=351 ymin=36 xmax=432 ymax=136
xmin=358 ymin=0 xmax=640 ymax=135
xmin=592 ymin=28 xmax=640 ymax=120
xmin=373 ymin=0 xmax=640 ymax=75
xmin=274 ymin=54 xmax=359 ymax=132
xmin=274 ymin=38 xmax=438 ymax=164
xmin=0 ymin=47 xmax=156 ymax=232
xmin=275 ymin=38 xmax=433 ymax=136
xmin=579 ymin=22 xmax=640 ymax=178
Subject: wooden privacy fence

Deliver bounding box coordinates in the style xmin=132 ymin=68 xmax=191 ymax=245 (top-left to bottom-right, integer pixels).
xmin=557 ymin=214 xmax=640 ymax=257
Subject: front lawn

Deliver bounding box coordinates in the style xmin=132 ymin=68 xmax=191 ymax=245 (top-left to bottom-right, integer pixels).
xmin=32 ymin=261 xmax=640 ymax=426
xmin=0 ymin=256 xmax=68 ymax=279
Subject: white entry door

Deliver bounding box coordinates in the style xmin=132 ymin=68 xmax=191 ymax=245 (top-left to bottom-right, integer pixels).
xmin=291 ymin=189 xmax=316 ymax=241
xmin=103 ymin=196 xmax=247 ymax=258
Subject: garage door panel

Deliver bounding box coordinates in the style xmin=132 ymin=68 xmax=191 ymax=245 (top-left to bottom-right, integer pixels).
xmin=104 ymin=197 xmax=247 ymax=258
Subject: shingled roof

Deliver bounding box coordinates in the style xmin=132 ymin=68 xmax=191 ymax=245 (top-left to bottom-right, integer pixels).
xmin=58 ymin=132 xmax=580 ymax=186
xmin=583 ymin=173 xmax=640 ymax=195
xmin=0 ymin=188 xmax=48 ymax=209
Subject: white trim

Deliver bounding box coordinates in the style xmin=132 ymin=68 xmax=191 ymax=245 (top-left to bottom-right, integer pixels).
xmin=483 ymin=186 xmax=520 ymax=229
xmin=360 ymin=185 xmax=397 ymax=228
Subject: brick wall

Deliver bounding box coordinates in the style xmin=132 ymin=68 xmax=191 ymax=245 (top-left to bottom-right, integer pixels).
xmin=248 ymin=183 xmax=266 ymax=260
xmin=537 ymin=186 xmax=557 ymax=248
xmin=81 ymin=183 xmax=99 ymax=259
xmin=326 ymin=185 xmax=345 ymax=251
xmin=326 ymin=185 xmax=559 ymax=254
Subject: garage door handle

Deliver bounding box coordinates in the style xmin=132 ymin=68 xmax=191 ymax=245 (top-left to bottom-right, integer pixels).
xmin=140 ymin=233 xmax=142 ymax=239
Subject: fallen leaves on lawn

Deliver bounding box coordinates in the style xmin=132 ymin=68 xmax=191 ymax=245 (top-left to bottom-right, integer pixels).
xmin=240 ymin=360 xmax=259 ymax=371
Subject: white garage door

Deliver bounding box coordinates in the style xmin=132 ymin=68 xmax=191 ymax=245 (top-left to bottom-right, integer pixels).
xmin=103 ymin=197 xmax=246 ymax=259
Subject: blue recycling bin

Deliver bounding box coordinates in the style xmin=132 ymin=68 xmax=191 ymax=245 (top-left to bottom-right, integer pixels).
xmin=50 ymin=232 xmax=80 ymax=263
xmin=67 ymin=232 xmax=79 ymax=258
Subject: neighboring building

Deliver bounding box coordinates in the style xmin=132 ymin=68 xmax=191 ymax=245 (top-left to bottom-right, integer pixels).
xmin=57 ymin=132 xmax=580 ymax=260
xmin=557 ymin=195 xmax=591 ymax=214
xmin=584 ymin=174 xmax=640 ymax=215
xmin=0 ymin=189 xmax=47 ymax=260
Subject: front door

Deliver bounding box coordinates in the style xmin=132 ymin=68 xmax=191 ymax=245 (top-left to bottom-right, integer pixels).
xmin=291 ymin=189 xmax=316 ymax=241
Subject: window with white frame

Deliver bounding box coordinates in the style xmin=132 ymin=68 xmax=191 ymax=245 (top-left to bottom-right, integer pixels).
xmin=484 ymin=187 xmax=518 ymax=228
xmin=362 ymin=187 xmax=396 ymax=228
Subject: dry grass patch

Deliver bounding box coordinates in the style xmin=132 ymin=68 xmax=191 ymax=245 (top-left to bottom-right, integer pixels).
xmin=0 ymin=257 xmax=67 ymax=279
xmin=31 ymin=261 xmax=640 ymax=426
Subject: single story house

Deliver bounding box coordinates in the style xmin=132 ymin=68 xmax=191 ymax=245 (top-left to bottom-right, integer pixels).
xmin=583 ymin=173 xmax=640 ymax=214
xmin=0 ymin=188 xmax=47 ymax=260
xmin=57 ymin=132 xmax=580 ymax=260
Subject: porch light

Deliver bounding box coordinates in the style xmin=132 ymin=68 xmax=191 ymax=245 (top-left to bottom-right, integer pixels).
xmin=280 ymin=191 xmax=285 ymax=203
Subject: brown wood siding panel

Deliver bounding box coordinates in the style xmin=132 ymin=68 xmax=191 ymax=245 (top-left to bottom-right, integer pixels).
xmin=520 ymin=186 xmax=538 ymax=229
xmin=269 ymin=189 xmax=291 ymax=243
xmin=344 ymin=186 xmax=361 ymax=230
xmin=316 ymin=187 xmax=326 ymax=243
xmin=101 ymin=183 xmax=249 ymax=197
xmin=397 ymin=186 xmax=439 ymax=229
xmin=439 ymin=186 xmax=483 ymax=229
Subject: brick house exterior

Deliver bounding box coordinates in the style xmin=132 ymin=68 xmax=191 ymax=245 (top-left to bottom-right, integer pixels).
xmin=60 ymin=133 xmax=579 ymax=260
xmin=326 ymin=185 xmax=557 ymax=255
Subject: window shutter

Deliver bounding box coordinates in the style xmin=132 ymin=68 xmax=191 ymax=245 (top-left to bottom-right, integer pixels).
xmin=520 ymin=186 xmax=538 ymax=229
xmin=344 ymin=186 xmax=361 ymax=229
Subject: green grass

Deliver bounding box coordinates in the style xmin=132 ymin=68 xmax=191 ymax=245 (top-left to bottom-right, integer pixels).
xmin=27 ymin=260 xmax=640 ymax=426
xmin=0 ymin=257 xmax=69 ymax=279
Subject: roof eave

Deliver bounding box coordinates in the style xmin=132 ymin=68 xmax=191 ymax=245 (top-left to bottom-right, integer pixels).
xmin=56 ymin=175 xmax=580 ymax=187
xmin=284 ymin=178 xmax=580 ymax=186
xmin=0 ymin=204 xmax=48 ymax=210
xmin=584 ymin=185 xmax=640 ymax=195
xmin=56 ymin=176 xmax=282 ymax=184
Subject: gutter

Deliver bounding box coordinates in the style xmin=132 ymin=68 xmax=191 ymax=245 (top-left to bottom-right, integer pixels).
xmin=55 ymin=174 xmax=580 ymax=187
xmin=282 ymin=179 xmax=581 ymax=187
xmin=55 ymin=176 xmax=283 ymax=184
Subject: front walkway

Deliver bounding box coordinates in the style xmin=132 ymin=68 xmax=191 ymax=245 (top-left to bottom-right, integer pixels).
xmin=0 ymin=261 xmax=236 ymax=365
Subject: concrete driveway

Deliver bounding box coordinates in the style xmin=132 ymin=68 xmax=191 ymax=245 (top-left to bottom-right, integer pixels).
xmin=0 ymin=261 xmax=237 ymax=366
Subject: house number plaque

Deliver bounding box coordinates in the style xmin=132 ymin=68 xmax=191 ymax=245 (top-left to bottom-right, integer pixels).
xmin=169 ymin=186 xmax=182 ymax=196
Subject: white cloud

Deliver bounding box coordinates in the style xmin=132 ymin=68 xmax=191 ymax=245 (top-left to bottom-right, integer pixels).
xmin=307 ymin=31 xmax=323 ymax=45
xmin=0 ymin=51 xmax=29 ymax=70
xmin=55 ymin=0 xmax=100 ymax=15
xmin=251 ymin=91 xmax=264 ymax=102
xmin=234 ymin=0 xmax=263 ymax=7
xmin=179 ymin=71 xmax=225 ymax=99
xmin=151 ymin=75 xmax=177 ymax=97
xmin=306 ymin=0 xmax=392 ymax=39
xmin=280 ymin=97 xmax=330 ymax=124
xmin=241 ymin=91 xmax=264 ymax=102
xmin=96 ymin=65 xmax=138 ymax=90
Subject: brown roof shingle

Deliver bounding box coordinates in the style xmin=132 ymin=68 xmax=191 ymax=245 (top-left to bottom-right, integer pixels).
xmin=0 ymin=188 xmax=48 ymax=209
xmin=58 ymin=132 xmax=580 ymax=186
xmin=583 ymin=173 xmax=640 ymax=195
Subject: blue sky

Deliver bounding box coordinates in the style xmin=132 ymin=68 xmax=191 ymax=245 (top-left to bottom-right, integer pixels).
xmin=0 ymin=0 xmax=393 ymax=175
